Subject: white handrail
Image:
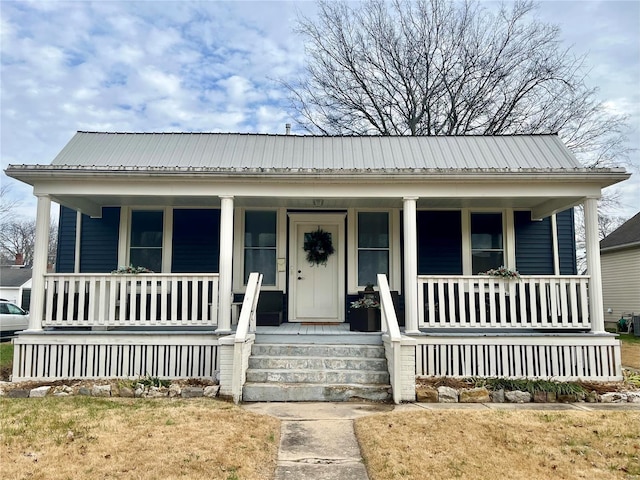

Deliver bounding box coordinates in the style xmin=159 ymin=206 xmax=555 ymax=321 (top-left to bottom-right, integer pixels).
xmin=378 ymin=273 xmax=402 ymax=405
xmin=235 ymin=272 xmax=263 ymax=343
xmin=231 ymin=272 xmax=263 ymax=403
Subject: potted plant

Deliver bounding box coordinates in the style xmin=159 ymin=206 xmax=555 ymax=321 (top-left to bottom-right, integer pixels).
xmin=349 ymin=296 xmax=381 ymax=332
xmin=481 ymin=266 xmax=520 ymax=279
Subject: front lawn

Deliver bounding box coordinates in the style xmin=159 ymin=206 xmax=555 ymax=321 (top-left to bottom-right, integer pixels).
xmin=620 ymin=334 xmax=640 ymax=369
xmin=619 ymin=333 xmax=640 ymax=346
xmin=1 ymin=397 xmax=280 ymax=480
xmin=356 ymin=410 xmax=640 ymax=480
xmin=0 ymin=342 xmax=13 ymax=380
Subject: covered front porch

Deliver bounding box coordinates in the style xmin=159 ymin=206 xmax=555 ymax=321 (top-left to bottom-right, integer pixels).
xmin=6 ymin=132 xmax=628 ymax=398
xmin=24 ymin=191 xmax=609 ymax=335
xmin=11 ymin=194 xmax=620 ymax=395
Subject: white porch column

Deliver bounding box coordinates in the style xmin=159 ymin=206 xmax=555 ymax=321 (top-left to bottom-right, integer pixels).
xmin=217 ymin=195 xmax=234 ymax=333
xmin=584 ymin=197 xmax=605 ymax=333
xmin=28 ymin=195 xmax=51 ymax=330
xmin=403 ymin=197 xmax=420 ymax=334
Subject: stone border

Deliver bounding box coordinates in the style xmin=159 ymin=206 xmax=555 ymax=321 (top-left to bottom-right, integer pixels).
xmin=416 ymin=385 xmax=640 ymax=404
xmin=0 ymin=380 xmax=220 ymax=399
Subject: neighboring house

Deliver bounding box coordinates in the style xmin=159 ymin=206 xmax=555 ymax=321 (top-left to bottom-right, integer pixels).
xmin=601 ymin=212 xmax=640 ymax=325
xmin=4 ymin=132 xmax=630 ymax=402
xmin=0 ymin=266 xmax=32 ymax=310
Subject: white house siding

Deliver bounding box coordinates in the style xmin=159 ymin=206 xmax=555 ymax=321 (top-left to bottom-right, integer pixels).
xmin=601 ymin=247 xmax=640 ymax=321
xmin=0 ymin=287 xmax=22 ymax=306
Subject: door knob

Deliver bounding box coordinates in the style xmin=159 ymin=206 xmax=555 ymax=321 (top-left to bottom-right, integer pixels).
xmin=297 ymin=276 xmax=304 ymax=280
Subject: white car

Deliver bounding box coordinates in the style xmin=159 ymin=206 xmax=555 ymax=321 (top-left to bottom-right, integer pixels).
xmin=0 ymin=300 xmax=29 ymax=337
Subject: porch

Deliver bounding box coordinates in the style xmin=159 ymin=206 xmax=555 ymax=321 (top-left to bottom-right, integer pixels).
xmin=11 ymin=272 xmax=622 ymax=401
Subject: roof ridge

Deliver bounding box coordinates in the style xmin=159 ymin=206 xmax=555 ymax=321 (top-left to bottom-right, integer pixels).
xmin=75 ymin=131 xmax=561 ymax=138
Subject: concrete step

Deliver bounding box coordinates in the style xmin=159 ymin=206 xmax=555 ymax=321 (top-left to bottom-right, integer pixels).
xmin=248 ymin=355 xmax=388 ymax=371
xmin=245 ymin=368 xmax=390 ymax=384
xmin=254 ymin=333 xmax=382 ymax=345
xmin=242 ymin=382 xmax=391 ymax=402
xmin=242 ymin=342 xmax=391 ymax=402
xmin=251 ymin=343 xmax=386 ymax=358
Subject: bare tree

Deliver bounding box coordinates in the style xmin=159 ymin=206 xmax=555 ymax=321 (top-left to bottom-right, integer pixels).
xmin=574 ymin=200 xmax=627 ymax=273
xmin=0 ymin=184 xmax=21 ymax=224
xmin=286 ymin=0 xmax=629 ymax=167
xmin=0 ymin=219 xmax=58 ymax=267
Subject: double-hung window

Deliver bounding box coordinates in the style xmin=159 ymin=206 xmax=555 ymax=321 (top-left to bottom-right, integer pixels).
xmin=129 ymin=210 xmax=164 ymax=272
xmin=470 ymin=212 xmax=504 ymax=274
xmin=357 ymin=212 xmax=389 ymax=286
xmin=244 ymin=211 xmax=277 ymax=285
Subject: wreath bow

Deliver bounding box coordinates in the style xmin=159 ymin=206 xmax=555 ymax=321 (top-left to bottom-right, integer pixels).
xmin=303 ymin=227 xmax=335 ymax=266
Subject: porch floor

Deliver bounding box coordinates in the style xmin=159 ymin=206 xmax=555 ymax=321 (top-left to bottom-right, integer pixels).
xmin=254 ymin=322 xmax=382 ymax=345
xmin=256 ymin=322 xmax=354 ymax=335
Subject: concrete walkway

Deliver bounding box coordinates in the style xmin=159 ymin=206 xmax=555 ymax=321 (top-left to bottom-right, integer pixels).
xmin=243 ymin=401 xmax=640 ymax=479
xmin=243 ymin=403 xmax=393 ymax=480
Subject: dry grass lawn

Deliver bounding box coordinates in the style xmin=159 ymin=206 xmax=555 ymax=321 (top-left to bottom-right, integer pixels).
xmin=0 ymin=397 xmax=279 ymax=480
xmin=621 ymin=335 xmax=640 ymax=369
xmin=356 ymin=410 xmax=640 ymax=480
xmin=622 ymin=343 xmax=640 ymax=369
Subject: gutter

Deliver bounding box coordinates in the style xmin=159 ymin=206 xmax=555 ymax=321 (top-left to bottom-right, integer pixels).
xmin=4 ymin=164 xmax=631 ymax=186
xmin=601 ymin=241 xmax=640 ymax=254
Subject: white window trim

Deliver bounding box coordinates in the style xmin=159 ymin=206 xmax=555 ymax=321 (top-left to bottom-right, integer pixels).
xmin=233 ymin=207 xmax=284 ymax=293
xmin=348 ymin=208 xmax=400 ymax=294
xmin=118 ymin=206 xmax=173 ymax=273
xmin=462 ymin=208 xmax=515 ymax=275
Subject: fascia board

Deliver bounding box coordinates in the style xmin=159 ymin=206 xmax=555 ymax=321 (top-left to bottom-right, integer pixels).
xmin=5 ymin=164 xmax=630 ymax=181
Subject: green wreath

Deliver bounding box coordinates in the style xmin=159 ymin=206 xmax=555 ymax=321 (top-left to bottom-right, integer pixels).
xmin=303 ymin=227 xmax=335 ymax=266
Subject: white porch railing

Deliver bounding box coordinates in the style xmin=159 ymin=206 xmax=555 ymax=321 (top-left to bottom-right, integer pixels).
xmin=231 ymin=272 xmax=263 ymax=404
xmin=378 ymin=274 xmax=403 ymax=405
xmin=417 ymin=275 xmax=590 ymax=329
xmin=42 ymin=273 xmax=219 ymax=327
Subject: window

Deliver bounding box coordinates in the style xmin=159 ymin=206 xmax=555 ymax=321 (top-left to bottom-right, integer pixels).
xmin=471 ymin=212 xmax=503 ymax=274
xmin=357 ymin=212 xmax=389 ymax=286
xmin=3 ymin=302 xmax=25 ymax=315
xmin=130 ymin=210 xmax=163 ymax=272
xmin=244 ymin=211 xmax=277 ymax=285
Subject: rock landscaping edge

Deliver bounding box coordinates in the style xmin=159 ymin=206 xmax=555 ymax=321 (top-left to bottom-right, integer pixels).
xmin=2 ymin=373 xmax=639 ymax=404
xmin=0 ymin=379 xmax=221 ymax=400
xmin=416 ymin=384 xmax=640 ymax=404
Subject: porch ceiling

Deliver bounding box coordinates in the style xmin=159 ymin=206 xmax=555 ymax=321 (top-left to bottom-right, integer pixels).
xmin=50 ymin=193 xmax=583 ymax=219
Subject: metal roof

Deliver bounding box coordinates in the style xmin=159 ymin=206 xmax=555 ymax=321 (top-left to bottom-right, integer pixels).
xmin=48 ymin=132 xmax=583 ymax=171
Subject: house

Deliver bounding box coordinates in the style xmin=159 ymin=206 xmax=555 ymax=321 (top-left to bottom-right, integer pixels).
xmin=601 ymin=212 xmax=640 ymax=328
xmin=0 ymin=262 xmax=32 ymax=310
xmin=4 ymin=132 xmax=630 ymax=402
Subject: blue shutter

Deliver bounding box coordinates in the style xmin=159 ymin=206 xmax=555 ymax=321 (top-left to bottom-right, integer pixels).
xmin=171 ymin=209 xmax=220 ymax=273
xmin=56 ymin=205 xmax=76 ymax=273
xmin=79 ymin=207 xmax=120 ymax=273
xmin=417 ymin=211 xmax=462 ymax=274
xmin=514 ymin=211 xmax=554 ymax=275
xmin=557 ymin=208 xmax=577 ymax=275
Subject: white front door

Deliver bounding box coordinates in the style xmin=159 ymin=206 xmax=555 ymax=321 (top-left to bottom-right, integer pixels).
xmin=289 ymin=213 xmax=346 ymax=323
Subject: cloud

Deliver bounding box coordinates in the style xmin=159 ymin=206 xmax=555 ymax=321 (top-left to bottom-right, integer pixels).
xmin=0 ymin=0 xmax=638 ymax=220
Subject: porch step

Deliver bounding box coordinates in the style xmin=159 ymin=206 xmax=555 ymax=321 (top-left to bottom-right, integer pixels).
xmin=248 ymin=356 xmax=388 ymax=371
xmin=254 ymin=331 xmax=382 ymax=345
xmin=242 ymin=343 xmax=391 ymax=402
xmin=242 ymin=383 xmax=391 ymax=402
xmin=251 ymin=343 xmax=386 ymax=358
xmin=246 ymin=368 xmax=389 ymax=384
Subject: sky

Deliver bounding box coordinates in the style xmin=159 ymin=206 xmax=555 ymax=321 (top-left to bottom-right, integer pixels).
xmin=1 ymin=0 xmax=639 ymax=221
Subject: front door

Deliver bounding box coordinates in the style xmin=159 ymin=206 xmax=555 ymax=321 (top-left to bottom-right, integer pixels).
xmin=288 ymin=213 xmax=346 ymax=322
